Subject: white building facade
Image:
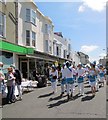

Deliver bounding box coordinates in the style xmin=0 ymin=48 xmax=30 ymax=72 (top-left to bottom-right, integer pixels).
xmin=53 ymin=33 xmax=73 ymax=61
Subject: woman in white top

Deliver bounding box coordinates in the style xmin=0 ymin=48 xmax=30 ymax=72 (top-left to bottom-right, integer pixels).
xmin=89 ymin=64 xmax=97 ymax=96
xmin=65 ymin=61 xmax=75 ymax=101
xmin=60 ymin=63 xmax=66 ymax=97
xmin=49 ymin=65 xmax=58 ymax=94
xmin=77 ymin=63 xmax=85 ymax=96
xmin=99 ymin=64 xmax=105 ymax=87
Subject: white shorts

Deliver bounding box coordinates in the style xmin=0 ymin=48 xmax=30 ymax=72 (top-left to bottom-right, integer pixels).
xmin=99 ymin=77 xmax=105 ymax=82
xmin=90 ymin=81 xmax=96 ymax=87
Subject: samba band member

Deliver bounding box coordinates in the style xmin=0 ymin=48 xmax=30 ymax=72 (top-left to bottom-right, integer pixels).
xmin=92 ymin=61 xmax=99 ymax=91
xmin=77 ymin=63 xmax=85 ymax=96
xmin=60 ymin=63 xmax=66 ymax=97
xmin=99 ymin=64 xmax=105 ymax=87
xmin=65 ymin=61 xmax=75 ymax=101
xmin=49 ymin=65 xmax=58 ymax=94
xmin=89 ymin=63 xmax=97 ymax=96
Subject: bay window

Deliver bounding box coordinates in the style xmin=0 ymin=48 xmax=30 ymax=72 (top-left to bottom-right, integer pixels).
xmin=26 ymin=9 xmax=36 ymax=25
xmin=26 ymin=30 xmax=30 ymax=46
xmin=0 ymin=12 xmax=6 ymax=38
xmin=32 ymin=31 xmax=36 ymax=47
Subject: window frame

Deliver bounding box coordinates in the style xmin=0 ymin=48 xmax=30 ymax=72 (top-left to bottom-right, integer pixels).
xmin=31 ymin=10 xmax=36 ymax=25
xmin=26 ymin=30 xmax=30 ymax=46
xmin=26 ymin=8 xmax=36 ymax=26
xmin=32 ymin=31 xmax=36 ymax=47
xmin=0 ymin=12 xmax=6 ymax=38
xmin=45 ymin=40 xmax=49 ymax=52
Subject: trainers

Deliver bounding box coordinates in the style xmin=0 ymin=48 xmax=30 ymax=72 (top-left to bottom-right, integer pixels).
xmin=19 ymin=97 xmax=22 ymax=101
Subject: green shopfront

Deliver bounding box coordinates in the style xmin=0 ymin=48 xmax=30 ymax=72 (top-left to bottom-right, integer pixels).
xmin=0 ymin=40 xmax=68 ymax=80
xmin=0 ymin=40 xmax=34 ymax=78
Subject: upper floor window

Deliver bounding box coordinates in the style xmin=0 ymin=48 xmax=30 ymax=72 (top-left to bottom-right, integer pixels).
xmin=26 ymin=9 xmax=36 ymax=25
xmin=68 ymin=44 xmax=71 ymax=51
xmin=32 ymin=31 xmax=36 ymax=47
xmin=26 ymin=9 xmax=30 ymax=22
xmin=45 ymin=40 xmax=48 ymax=52
xmin=57 ymin=46 xmax=59 ymax=56
xmin=0 ymin=12 xmax=6 ymax=38
xmin=45 ymin=24 xmax=48 ymax=34
xmin=64 ymin=50 xmax=67 ymax=58
xmin=45 ymin=24 xmax=52 ymax=34
xmin=26 ymin=30 xmax=30 ymax=46
xmin=31 ymin=10 xmax=36 ymax=25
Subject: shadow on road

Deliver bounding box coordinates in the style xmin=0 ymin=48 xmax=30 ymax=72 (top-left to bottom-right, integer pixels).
xmin=47 ymin=99 xmax=68 ymax=108
xmin=85 ymin=91 xmax=92 ymax=95
xmin=73 ymin=93 xmax=82 ymax=100
xmin=38 ymin=92 xmax=54 ymax=98
xmin=81 ymin=95 xmax=95 ymax=102
xmin=84 ymin=85 xmax=91 ymax=88
xmin=47 ymin=93 xmax=83 ymax=108
xmin=49 ymin=95 xmax=67 ymax=102
xmin=84 ymin=81 xmax=89 ymax=84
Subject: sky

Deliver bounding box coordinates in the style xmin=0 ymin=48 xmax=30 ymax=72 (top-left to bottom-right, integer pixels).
xmin=35 ymin=0 xmax=106 ymax=63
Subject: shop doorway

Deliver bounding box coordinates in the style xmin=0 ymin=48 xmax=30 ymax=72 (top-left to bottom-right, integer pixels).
xmin=21 ymin=61 xmax=28 ymax=79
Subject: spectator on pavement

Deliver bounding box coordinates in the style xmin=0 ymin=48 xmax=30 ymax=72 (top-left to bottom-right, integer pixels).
xmin=6 ymin=67 xmax=16 ymax=104
xmin=0 ymin=62 xmax=5 ymax=106
xmin=10 ymin=64 xmax=22 ymax=100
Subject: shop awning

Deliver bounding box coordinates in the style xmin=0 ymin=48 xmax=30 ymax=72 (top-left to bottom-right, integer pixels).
xmin=0 ymin=40 xmax=34 ymax=55
xmin=26 ymin=55 xmax=55 ymax=62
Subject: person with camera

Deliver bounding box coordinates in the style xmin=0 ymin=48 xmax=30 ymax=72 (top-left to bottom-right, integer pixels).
xmin=49 ymin=65 xmax=58 ymax=94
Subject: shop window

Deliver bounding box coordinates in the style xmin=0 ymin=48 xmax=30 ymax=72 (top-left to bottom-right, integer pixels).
xmin=0 ymin=51 xmax=13 ymax=74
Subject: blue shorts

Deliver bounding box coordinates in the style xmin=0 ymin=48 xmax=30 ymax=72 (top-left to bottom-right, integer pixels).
xmin=61 ymin=78 xmax=66 ymax=85
xmin=51 ymin=79 xmax=56 ymax=82
xmin=90 ymin=79 xmax=96 ymax=82
xmin=66 ymin=78 xmax=74 ymax=84
xmin=99 ymin=73 xmax=104 ymax=77
xmin=78 ymin=77 xmax=84 ymax=83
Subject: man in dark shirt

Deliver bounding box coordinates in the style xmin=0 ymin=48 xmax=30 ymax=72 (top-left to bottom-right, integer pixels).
xmin=10 ymin=65 xmax=22 ymax=100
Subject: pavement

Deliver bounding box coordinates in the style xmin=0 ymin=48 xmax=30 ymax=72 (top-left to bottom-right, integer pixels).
xmin=1 ymin=80 xmax=106 ymax=119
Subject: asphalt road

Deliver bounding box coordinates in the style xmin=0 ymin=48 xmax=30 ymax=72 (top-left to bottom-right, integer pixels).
xmin=2 ymin=80 xmax=106 ymax=118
